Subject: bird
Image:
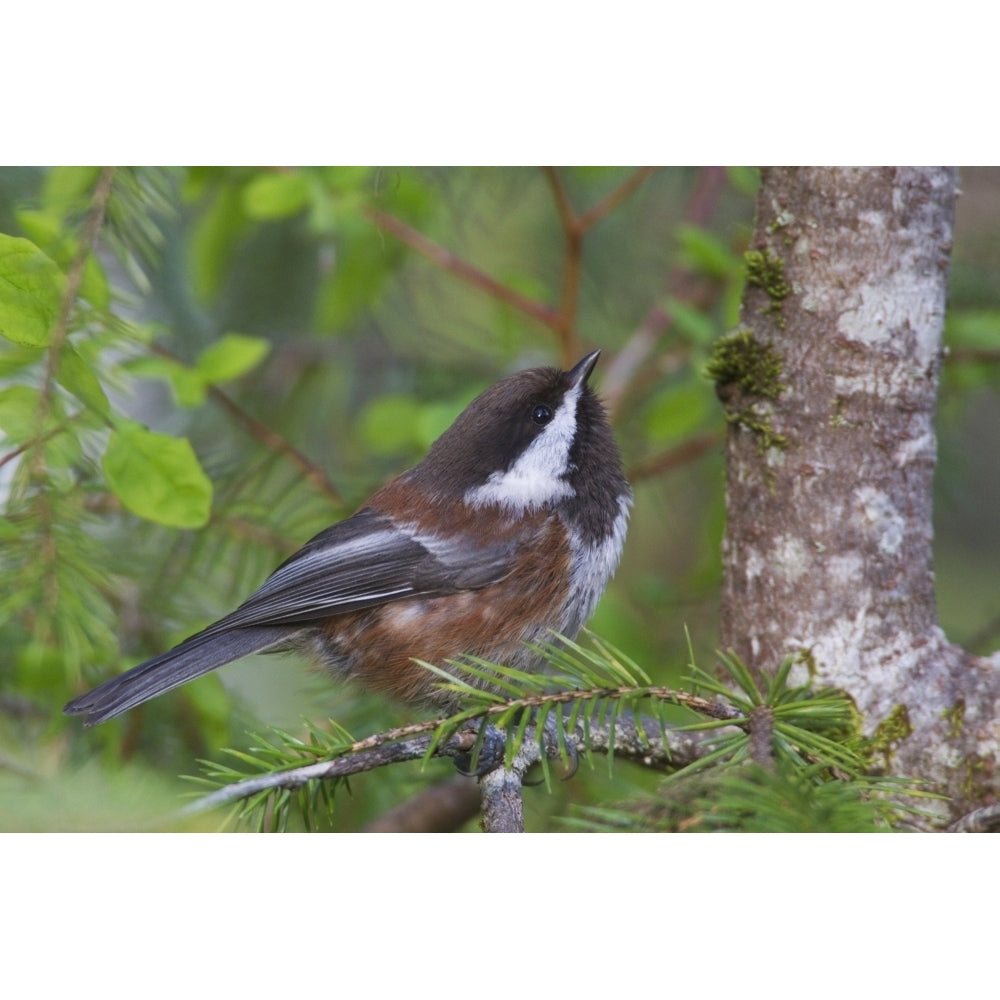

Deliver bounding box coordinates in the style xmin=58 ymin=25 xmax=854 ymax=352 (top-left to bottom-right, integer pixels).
xmin=64 ymin=350 xmax=631 ymax=728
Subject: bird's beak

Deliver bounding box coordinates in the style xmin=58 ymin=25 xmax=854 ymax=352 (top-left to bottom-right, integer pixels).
xmin=567 ymin=349 xmax=601 ymax=389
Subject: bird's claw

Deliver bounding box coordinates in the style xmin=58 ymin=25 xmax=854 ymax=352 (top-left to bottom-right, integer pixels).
xmin=452 ymin=723 xmax=507 ymax=777
xmin=523 ymin=720 xmax=579 ymax=785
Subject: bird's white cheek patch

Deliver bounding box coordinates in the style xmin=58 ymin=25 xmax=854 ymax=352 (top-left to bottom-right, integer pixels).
xmin=464 ymin=384 xmax=581 ymax=513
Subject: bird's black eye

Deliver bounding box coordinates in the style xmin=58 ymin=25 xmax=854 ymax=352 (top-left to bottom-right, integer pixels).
xmin=531 ymin=403 xmax=553 ymax=426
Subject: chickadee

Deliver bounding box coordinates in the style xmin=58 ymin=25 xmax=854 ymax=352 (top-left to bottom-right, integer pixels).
xmin=64 ymin=350 xmax=631 ymax=726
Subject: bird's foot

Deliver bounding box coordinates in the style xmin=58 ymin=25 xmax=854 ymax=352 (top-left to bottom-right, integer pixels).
xmin=452 ymin=723 xmax=507 ymax=777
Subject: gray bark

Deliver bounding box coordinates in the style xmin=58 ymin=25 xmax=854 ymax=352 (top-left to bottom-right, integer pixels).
xmin=717 ymin=167 xmax=1000 ymax=821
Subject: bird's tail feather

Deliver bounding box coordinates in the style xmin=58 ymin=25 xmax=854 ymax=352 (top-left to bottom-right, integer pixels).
xmin=63 ymin=625 xmax=291 ymax=726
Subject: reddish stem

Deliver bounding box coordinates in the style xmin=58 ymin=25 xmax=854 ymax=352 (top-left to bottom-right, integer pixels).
xmin=577 ymin=166 xmax=659 ymax=232
xmin=365 ymin=206 xmax=562 ymax=331
xmin=628 ymin=430 xmax=722 ymax=482
xmin=602 ymin=166 xmax=729 ymax=415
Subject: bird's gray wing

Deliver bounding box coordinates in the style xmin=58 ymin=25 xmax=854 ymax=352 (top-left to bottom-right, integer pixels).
xmin=64 ymin=507 xmax=516 ymax=725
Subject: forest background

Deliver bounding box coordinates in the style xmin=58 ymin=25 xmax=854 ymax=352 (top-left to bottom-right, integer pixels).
xmin=1 ymin=166 xmax=999 ymax=833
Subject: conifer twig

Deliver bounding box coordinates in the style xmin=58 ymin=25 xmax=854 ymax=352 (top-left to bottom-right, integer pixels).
xmin=178 ymin=732 xmax=461 ymax=818
xmin=948 ymin=802 xmax=1000 ymax=833
xmin=178 ymin=713 xmax=721 ymax=822
xmin=479 ymin=741 xmax=539 ymax=833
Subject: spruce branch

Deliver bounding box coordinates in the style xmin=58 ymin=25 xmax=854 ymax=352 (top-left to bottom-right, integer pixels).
xmin=17 ymin=168 xmax=117 ymax=651
xmin=948 ymin=802 xmax=1000 ymax=833
xmin=749 ymin=705 xmax=776 ymax=767
xmin=479 ymin=740 xmax=539 ymax=832
xmin=37 ymin=166 xmax=117 ymax=414
xmin=176 ymin=638 xmax=880 ymax=831
xmin=0 ymin=420 xmax=71 ymax=471
xmin=178 ymin=710 xmax=715 ymax=832
xmin=179 ymin=730 xmax=475 ymax=821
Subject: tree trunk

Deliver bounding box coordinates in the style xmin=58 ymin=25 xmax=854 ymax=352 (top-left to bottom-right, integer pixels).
xmin=715 ymin=166 xmax=999 ymax=822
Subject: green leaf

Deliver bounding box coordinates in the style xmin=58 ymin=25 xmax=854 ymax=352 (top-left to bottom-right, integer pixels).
xmin=313 ymin=228 xmax=395 ymax=332
xmin=242 ymin=172 xmax=312 ymax=220
xmin=41 ymin=166 xmax=102 ymax=219
xmin=359 ymin=394 xmax=421 ymax=455
xmin=43 ymin=425 xmax=83 ymax=470
xmin=102 ymin=419 xmax=213 ymax=527
xmin=726 ymin=166 xmax=760 ymax=196
xmin=15 ymin=209 xmax=110 ymax=310
xmin=665 ymin=296 xmax=717 ymax=345
xmin=169 ymin=369 xmax=211 ymax=407
xmin=675 ymin=224 xmax=740 ymax=278
xmin=644 ymin=379 xmax=711 ymax=443
xmin=318 ymin=166 xmax=374 ymax=192
xmin=195 ymin=333 xmax=270 ymax=384
xmin=0 ymin=385 xmax=42 ymax=442
xmin=14 ymin=208 xmax=62 ymax=247
xmin=307 ymin=170 xmax=376 ymax=236
xmin=416 ymin=397 xmax=473 ymax=449
xmin=125 ymin=354 xmax=208 ymax=407
xmin=945 ymin=309 xmax=1000 ymax=349
xmin=127 ymin=341 xmax=261 ymax=407
xmin=57 ymin=345 xmax=110 ymax=416
xmin=79 ymin=255 xmax=111 ymax=310
xmin=0 ymin=235 xmax=65 ymax=347
xmin=188 ymin=183 xmax=250 ymax=300
xmin=0 ymin=343 xmax=44 ymax=378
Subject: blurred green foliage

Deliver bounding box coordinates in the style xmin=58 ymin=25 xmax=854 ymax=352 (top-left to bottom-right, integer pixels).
xmin=1 ymin=166 xmax=998 ymax=831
